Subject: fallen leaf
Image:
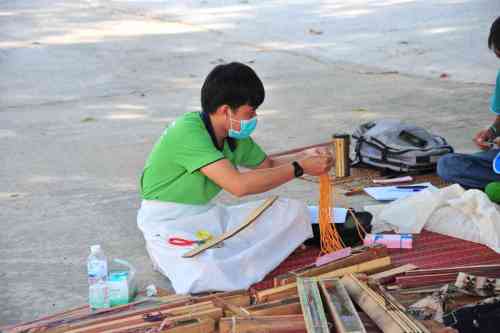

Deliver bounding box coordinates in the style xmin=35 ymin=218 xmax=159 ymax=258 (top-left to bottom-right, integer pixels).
xmin=308 ymin=29 xmax=323 ymax=35
xmin=210 ymin=58 xmax=226 ymax=65
xmin=353 ymin=108 xmax=368 ymax=112
xmin=81 ymin=117 xmax=96 ymax=122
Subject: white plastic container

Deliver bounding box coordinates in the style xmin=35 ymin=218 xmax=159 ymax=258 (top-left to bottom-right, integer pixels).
xmin=87 ymin=245 xmax=109 ymax=309
xmin=89 ymin=280 xmax=109 ymax=309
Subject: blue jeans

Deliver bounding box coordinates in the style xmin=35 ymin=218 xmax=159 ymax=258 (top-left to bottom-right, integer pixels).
xmin=437 ymin=149 xmax=500 ymax=189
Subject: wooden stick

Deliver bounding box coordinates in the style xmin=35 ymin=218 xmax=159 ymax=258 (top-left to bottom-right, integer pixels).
xmin=159 ymin=318 xmax=215 ymax=333
xmin=245 ymin=296 xmax=301 ymax=316
xmin=341 ymin=274 xmax=406 ymax=333
xmin=369 ymin=264 xmax=418 ymax=283
xmin=213 ymin=296 xmax=251 ymax=317
xmin=342 ymin=274 xmax=429 ymax=333
xmin=256 ymin=257 xmax=391 ymax=303
xmin=373 ymin=283 xmax=429 ymax=333
xmin=4 ymin=299 xmax=162 ymax=333
xmin=316 ymin=257 xmax=391 ymax=280
xmin=45 ymin=297 xmax=194 ymax=333
xmin=62 ymin=303 xmax=220 ymax=333
xmin=219 ymin=315 xmax=307 ymax=333
xmin=0 ymin=305 xmax=90 ymax=333
xmin=318 ymin=278 xmax=366 ymax=333
xmin=404 ymin=264 xmax=500 ymax=276
xmin=274 ymin=245 xmax=388 ymax=286
xmin=193 ymin=289 xmax=250 ymax=307
xmin=296 ymin=277 xmax=330 ymax=333
xmin=254 ymin=282 xmax=299 ymax=304
xmin=183 ymin=196 xmax=278 ymax=258
xmin=333 ymin=134 xmax=350 ymax=178
xmin=101 ymin=315 xmax=217 ymax=333
xmin=269 ymin=141 xmax=332 ymax=158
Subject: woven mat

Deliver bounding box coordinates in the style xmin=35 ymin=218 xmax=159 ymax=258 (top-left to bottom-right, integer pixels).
xmin=251 ymin=231 xmax=500 ymax=291
xmin=390 ymin=230 xmax=500 ymax=268
xmin=300 ymin=167 xmax=451 ymax=191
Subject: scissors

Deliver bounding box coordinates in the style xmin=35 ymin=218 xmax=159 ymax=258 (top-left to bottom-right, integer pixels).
xmin=168 ymin=230 xmax=223 ymax=248
xmin=168 ymin=237 xmax=206 ymax=247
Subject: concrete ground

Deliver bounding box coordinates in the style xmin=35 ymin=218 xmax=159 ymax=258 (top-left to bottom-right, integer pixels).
xmin=1 ymin=0 xmax=499 ymax=325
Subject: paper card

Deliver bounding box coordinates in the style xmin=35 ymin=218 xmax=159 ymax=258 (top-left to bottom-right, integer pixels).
xmin=315 ymin=247 xmax=352 ymax=267
xmin=363 ymin=182 xmax=436 ymax=201
xmin=363 ymin=233 xmax=413 ymax=249
xmin=308 ymin=206 xmax=347 ymax=224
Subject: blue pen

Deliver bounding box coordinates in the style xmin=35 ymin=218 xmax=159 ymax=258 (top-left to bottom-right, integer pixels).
xmin=395 ymin=185 xmax=428 ymax=190
xmin=396 ymin=188 xmax=422 ymax=192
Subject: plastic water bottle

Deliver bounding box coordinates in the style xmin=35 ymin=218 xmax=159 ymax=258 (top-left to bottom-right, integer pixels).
xmin=87 ymin=245 xmax=109 ymax=309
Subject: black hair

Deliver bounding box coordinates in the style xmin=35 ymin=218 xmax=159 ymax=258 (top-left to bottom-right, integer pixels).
xmin=201 ymin=62 xmax=265 ymax=114
xmin=488 ymin=16 xmax=500 ymax=51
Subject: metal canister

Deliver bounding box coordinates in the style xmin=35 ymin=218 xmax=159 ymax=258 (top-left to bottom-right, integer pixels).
xmin=332 ymin=134 xmax=350 ymax=177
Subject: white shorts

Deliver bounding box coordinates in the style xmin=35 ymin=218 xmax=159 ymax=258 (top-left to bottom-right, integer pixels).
xmin=137 ymin=197 xmax=312 ymax=294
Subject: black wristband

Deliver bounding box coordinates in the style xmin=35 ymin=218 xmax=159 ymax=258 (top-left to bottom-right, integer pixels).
xmin=292 ymin=161 xmax=304 ymax=178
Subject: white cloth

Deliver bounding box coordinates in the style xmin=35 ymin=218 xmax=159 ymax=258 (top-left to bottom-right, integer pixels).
xmin=137 ymin=197 xmax=312 ymax=294
xmin=365 ymin=184 xmax=500 ymax=253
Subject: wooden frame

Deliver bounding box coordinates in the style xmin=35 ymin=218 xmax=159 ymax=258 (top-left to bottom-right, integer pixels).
xmin=297 ymin=277 xmax=330 ymax=333
xmin=318 ymin=278 xmax=366 ymax=333
xmin=183 ymin=196 xmax=278 ymax=258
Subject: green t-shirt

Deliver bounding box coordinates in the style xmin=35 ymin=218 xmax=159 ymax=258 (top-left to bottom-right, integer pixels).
xmin=140 ymin=112 xmax=267 ymax=205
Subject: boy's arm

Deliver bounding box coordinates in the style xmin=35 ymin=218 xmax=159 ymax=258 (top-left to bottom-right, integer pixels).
xmin=255 ymin=147 xmax=332 ymax=169
xmin=200 ymin=156 xmax=332 ymax=197
xmin=474 ymin=115 xmax=500 ymax=149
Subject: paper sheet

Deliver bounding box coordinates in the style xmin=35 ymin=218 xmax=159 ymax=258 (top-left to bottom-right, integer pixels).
xmin=308 ymin=206 xmax=347 ymax=224
xmin=364 ymin=182 xmax=437 ymax=201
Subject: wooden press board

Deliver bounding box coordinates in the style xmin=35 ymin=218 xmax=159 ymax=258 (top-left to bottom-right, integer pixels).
xmin=182 ymin=196 xmax=278 ymax=258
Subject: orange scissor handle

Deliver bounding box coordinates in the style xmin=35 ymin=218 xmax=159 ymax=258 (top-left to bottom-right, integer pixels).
xmin=168 ymin=237 xmax=203 ymax=246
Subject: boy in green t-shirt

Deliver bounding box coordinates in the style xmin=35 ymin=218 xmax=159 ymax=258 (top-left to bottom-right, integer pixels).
xmin=137 ymin=62 xmax=333 ymax=293
xmin=140 ymin=62 xmax=333 ymax=204
xmin=437 ymin=16 xmax=500 ymax=189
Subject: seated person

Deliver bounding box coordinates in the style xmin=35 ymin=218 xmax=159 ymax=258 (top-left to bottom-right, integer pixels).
xmin=438 ymin=16 xmax=500 ymax=189
xmin=137 ymin=62 xmax=333 ymax=293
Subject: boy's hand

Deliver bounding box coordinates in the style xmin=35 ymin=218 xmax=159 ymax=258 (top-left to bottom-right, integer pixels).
xmin=474 ymin=128 xmax=495 ymax=150
xmin=494 ymin=137 xmax=500 ymax=147
xmin=300 ymin=155 xmax=334 ymax=176
xmin=302 ymin=146 xmax=332 ymax=158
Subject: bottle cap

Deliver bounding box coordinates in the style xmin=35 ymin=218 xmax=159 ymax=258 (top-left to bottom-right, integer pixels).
xmin=90 ymin=245 xmax=101 ymax=254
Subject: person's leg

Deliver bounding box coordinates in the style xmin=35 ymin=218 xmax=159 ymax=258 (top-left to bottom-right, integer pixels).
xmin=437 ymin=149 xmax=500 ymax=189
